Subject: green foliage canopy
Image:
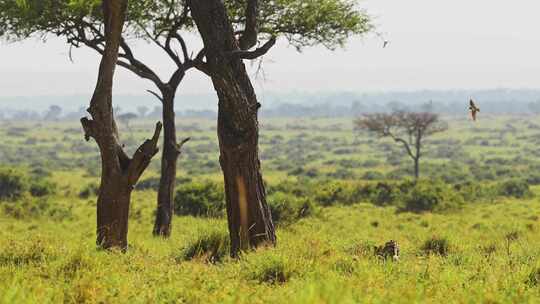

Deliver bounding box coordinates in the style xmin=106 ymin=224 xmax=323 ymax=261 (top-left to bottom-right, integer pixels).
xmin=0 ymin=0 xmax=373 ymax=52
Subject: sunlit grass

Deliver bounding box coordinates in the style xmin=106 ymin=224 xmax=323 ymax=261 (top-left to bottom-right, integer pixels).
xmin=2 ymin=115 xmax=540 ymax=302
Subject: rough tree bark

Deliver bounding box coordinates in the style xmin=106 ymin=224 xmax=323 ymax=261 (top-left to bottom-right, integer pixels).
xmin=81 ymin=0 xmax=161 ymax=250
xmin=153 ymin=88 xmax=189 ymax=236
xmin=73 ymin=19 xmax=197 ymax=238
xmin=188 ymin=0 xmax=276 ymax=256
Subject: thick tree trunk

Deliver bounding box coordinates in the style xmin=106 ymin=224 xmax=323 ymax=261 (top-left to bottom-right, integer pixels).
xmin=153 ymin=90 xmax=179 ymax=237
xmin=188 ymin=0 xmax=276 ymax=256
xmin=96 ymin=175 xmax=132 ymax=248
xmin=82 ymin=0 xmax=161 ymax=250
xmin=219 ymin=112 xmax=275 ymax=253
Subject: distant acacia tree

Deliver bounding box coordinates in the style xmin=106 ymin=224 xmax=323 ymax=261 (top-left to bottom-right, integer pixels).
xmin=137 ymin=106 xmax=149 ymax=118
xmin=43 ymin=105 xmax=63 ymax=121
xmin=356 ymin=111 xmax=448 ymax=179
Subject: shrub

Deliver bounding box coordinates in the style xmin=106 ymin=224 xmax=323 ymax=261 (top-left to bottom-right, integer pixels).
xmin=267 ymin=192 xmax=315 ymax=225
xmin=0 ymin=168 xmax=27 ymax=201
xmin=401 ymin=180 xmax=464 ymax=213
xmin=29 ymin=180 xmax=56 ymax=197
xmin=497 ymin=179 xmax=532 ymax=198
xmin=453 ymin=181 xmax=496 ymax=203
xmin=421 ymin=237 xmax=450 ymax=256
xmin=179 ymin=230 xmax=229 ymax=263
xmin=174 ymin=180 xmax=225 ymax=217
xmin=246 ymin=254 xmax=291 ymax=284
xmin=313 ymin=181 xmax=356 ymax=206
xmin=370 ymin=182 xmax=400 ymax=206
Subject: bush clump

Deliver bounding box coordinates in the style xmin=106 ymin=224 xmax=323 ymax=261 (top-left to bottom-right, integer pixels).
xmin=401 ymin=180 xmax=464 ymax=213
xmin=313 ymin=181 xmax=359 ymax=206
xmin=174 ymin=180 xmax=225 ymax=217
xmin=0 ymin=168 xmax=27 ymax=201
xmin=370 ymin=182 xmax=400 ymax=206
xmin=497 ymin=179 xmax=532 ymax=198
xmin=246 ymin=254 xmax=292 ymax=284
xmin=421 ymin=237 xmax=450 ymax=256
xmin=29 ymin=180 xmax=56 ymax=197
xmin=179 ymin=229 xmax=229 ymax=263
xmin=267 ymin=191 xmax=315 ymax=225
xmin=453 ymin=181 xmax=496 ymax=203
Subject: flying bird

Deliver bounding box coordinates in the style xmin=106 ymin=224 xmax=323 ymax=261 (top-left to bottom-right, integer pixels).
xmin=469 ymin=99 xmax=480 ymax=121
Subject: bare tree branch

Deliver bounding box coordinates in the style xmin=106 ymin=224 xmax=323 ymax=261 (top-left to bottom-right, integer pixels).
xmin=146 ymin=89 xmax=164 ymax=102
xmin=388 ymin=133 xmax=415 ymax=159
xmin=127 ymin=122 xmax=162 ymax=185
xmin=230 ymin=36 xmax=276 ymax=60
xmin=172 ymin=137 xmax=191 ymax=154
xmin=116 ymin=59 xmax=162 ymax=85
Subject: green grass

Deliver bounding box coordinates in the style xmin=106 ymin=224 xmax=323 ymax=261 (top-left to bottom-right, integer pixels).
xmin=2 ymin=115 xmax=540 ymax=303
xmin=2 ymin=195 xmax=540 ymax=303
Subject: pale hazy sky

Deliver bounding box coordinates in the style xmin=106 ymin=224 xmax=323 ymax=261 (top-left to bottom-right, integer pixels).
xmin=1 ymin=0 xmax=540 ymax=98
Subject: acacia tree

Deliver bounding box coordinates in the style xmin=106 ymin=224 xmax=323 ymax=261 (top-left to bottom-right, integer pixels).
xmin=84 ymin=0 xmax=161 ymax=249
xmin=188 ymin=0 xmax=372 ymax=256
xmin=356 ymin=111 xmax=448 ymax=179
xmin=1 ymin=0 xmax=160 ymax=249
xmin=0 ymin=0 xmax=206 ymax=237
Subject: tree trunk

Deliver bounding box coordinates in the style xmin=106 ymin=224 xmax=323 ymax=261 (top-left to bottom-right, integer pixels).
xmin=188 ymin=0 xmax=276 ymax=256
xmin=218 ymin=102 xmax=275 ymax=254
xmin=81 ymin=0 xmax=161 ymax=250
xmin=414 ymin=157 xmax=419 ymax=180
xmin=96 ymin=174 xmax=131 ymax=248
xmin=414 ymin=130 xmax=421 ymax=180
xmin=153 ymin=90 xmax=179 ymax=237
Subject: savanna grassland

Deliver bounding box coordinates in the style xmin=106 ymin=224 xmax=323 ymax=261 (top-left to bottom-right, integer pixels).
xmin=2 ymin=114 xmax=540 ymax=303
